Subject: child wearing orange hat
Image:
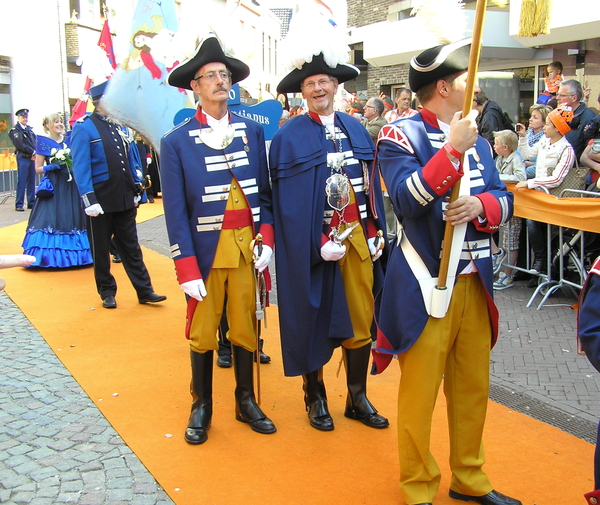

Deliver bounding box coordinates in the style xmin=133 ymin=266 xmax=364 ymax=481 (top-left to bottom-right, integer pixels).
xmin=515 ymin=107 xmax=576 ymax=276
xmin=515 ymin=107 xmax=575 ymax=192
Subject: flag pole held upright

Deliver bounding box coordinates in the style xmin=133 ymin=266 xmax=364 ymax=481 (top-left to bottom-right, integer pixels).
xmin=433 ymin=0 xmax=487 ymax=305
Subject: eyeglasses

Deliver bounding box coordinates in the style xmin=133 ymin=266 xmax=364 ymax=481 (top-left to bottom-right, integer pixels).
xmin=365 ymin=105 xmax=375 ymax=109
xmin=556 ymin=93 xmax=574 ymax=98
xmin=194 ymin=70 xmax=232 ymax=83
xmin=302 ymin=78 xmax=333 ymax=90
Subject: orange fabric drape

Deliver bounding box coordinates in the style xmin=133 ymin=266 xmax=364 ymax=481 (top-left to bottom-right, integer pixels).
xmin=506 ymin=182 xmax=600 ymax=233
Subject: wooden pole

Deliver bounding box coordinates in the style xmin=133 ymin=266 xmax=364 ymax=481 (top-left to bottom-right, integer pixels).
xmin=436 ymin=0 xmax=488 ymax=290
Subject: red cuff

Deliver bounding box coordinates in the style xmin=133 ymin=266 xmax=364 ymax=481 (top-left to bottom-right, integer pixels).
xmin=422 ymin=149 xmax=462 ymax=196
xmin=472 ymin=193 xmax=501 ymax=233
xmin=258 ymin=223 xmax=274 ymax=248
xmin=174 ymin=256 xmax=202 ymax=284
xmin=584 ymin=489 xmax=600 ymax=505
xmin=321 ymin=233 xmax=330 ymax=247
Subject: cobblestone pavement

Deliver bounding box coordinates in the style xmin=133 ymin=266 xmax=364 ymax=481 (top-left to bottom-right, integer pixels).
xmin=1 ymin=200 xmax=599 ymax=504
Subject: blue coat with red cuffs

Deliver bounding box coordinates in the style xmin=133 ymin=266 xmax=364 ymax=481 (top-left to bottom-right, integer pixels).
xmin=373 ymin=108 xmax=513 ymax=373
xmin=160 ymin=109 xmax=273 ymax=286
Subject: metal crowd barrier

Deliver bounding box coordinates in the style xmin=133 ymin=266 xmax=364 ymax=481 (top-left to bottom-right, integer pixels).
xmin=500 ymin=184 xmax=600 ymax=310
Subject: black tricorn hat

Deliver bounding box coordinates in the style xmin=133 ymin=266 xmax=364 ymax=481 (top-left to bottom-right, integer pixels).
xmin=409 ymin=38 xmax=471 ymax=93
xmin=277 ymin=53 xmax=359 ymax=94
xmin=167 ymin=35 xmax=250 ymax=90
xmin=15 ymin=109 xmax=29 ymax=116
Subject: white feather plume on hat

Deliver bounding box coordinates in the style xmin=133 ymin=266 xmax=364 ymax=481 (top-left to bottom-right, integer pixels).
xmin=411 ymin=0 xmax=468 ymax=45
xmin=172 ymin=0 xmax=241 ymax=62
xmin=281 ymin=0 xmax=350 ymax=72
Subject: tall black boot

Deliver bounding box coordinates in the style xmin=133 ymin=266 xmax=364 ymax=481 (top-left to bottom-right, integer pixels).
xmin=232 ymin=345 xmax=276 ymax=434
xmin=344 ymin=345 xmax=389 ymax=429
xmin=302 ymin=368 xmax=334 ymax=431
xmin=185 ymin=350 xmax=213 ymax=444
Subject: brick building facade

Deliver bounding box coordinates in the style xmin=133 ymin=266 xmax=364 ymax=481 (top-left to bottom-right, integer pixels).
xmin=347 ymin=0 xmax=411 ymax=101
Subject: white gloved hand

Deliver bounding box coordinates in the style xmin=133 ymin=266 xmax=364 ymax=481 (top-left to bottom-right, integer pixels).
xmin=253 ymin=244 xmax=273 ymax=273
xmin=368 ymin=236 xmax=384 ymax=261
xmin=134 ymin=195 xmax=141 ymax=205
xmin=85 ymin=203 xmax=104 ymax=217
xmin=180 ymin=279 xmax=207 ymax=302
xmin=321 ymin=240 xmax=346 ymax=261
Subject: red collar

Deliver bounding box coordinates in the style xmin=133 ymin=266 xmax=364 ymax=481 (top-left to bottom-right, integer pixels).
xmin=420 ymin=108 xmax=440 ymax=130
xmin=195 ymin=107 xmax=231 ymax=127
xmin=308 ymin=110 xmax=323 ymax=124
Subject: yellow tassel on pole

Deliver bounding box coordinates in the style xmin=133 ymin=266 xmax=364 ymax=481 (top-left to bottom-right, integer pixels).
xmin=533 ymin=0 xmax=551 ymax=35
xmin=518 ymin=0 xmax=537 ymax=37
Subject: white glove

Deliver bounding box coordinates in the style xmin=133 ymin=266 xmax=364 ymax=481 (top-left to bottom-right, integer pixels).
xmin=321 ymin=240 xmax=346 ymax=261
xmin=134 ymin=195 xmax=141 ymax=205
xmin=85 ymin=203 xmax=104 ymax=217
xmin=368 ymin=236 xmax=384 ymax=261
xmin=253 ymin=244 xmax=273 ymax=273
xmin=180 ymin=279 xmax=207 ymax=302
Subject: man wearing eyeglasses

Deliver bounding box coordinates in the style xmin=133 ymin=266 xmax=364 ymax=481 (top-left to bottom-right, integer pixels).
xmin=362 ymin=97 xmax=387 ymax=142
xmin=269 ymin=51 xmax=389 ymax=432
xmin=557 ymin=79 xmax=596 ymax=158
xmin=160 ymin=35 xmax=276 ymax=445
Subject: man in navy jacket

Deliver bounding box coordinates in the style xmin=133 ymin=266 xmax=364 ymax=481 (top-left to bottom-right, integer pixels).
xmin=71 ymin=82 xmax=166 ymax=309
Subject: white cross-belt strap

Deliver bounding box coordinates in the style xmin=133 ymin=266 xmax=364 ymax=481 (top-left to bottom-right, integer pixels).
xmin=399 ymin=147 xmax=474 ymax=318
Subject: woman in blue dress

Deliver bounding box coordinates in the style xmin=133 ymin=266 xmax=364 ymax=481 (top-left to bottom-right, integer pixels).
xmin=22 ymin=113 xmax=92 ymax=267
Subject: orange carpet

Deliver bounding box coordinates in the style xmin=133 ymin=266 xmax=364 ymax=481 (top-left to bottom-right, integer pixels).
xmin=0 ymin=203 xmax=595 ymax=504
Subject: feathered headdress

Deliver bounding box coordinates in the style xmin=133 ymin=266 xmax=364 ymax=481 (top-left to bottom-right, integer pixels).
xmin=277 ymin=0 xmax=358 ymax=94
xmin=408 ymin=0 xmax=471 ymax=93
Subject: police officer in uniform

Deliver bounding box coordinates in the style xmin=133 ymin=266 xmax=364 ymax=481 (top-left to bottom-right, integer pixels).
xmin=71 ymin=82 xmax=166 ymax=309
xmin=9 ymin=109 xmax=36 ymax=211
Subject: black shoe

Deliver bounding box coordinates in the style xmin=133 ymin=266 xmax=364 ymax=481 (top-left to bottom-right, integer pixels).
xmin=254 ymin=351 xmax=271 ymax=364
xmin=184 ymin=427 xmax=208 ymax=445
xmin=527 ymin=276 xmax=539 ymax=288
xmin=15 ymin=207 xmax=24 ymax=212
xmin=303 ymin=369 xmax=334 ymax=431
xmin=102 ymin=295 xmax=117 ymax=309
xmin=232 ymin=345 xmax=276 ymax=435
xmin=344 ymin=408 xmax=389 ymax=429
xmin=217 ymin=355 xmax=232 ymax=368
xmin=449 ymin=489 xmax=522 ymax=505
xmin=530 ymin=260 xmax=545 ymax=274
xmin=138 ymin=293 xmax=167 ymax=304
xmin=343 ymin=346 xmax=389 ymax=429
xmin=148 ymin=196 xmax=154 ymax=203
xmin=112 ymin=254 xmax=122 ymax=263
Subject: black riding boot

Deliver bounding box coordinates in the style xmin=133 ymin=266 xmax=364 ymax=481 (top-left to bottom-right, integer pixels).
xmin=185 ymin=350 xmax=213 ymax=444
xmin=344 ymin=345 xmax=389 ymax=429
xmin=232 ymin=345 xmax=276 ymax=434
xmin=302 ymin=368 xmax=334 ymax=431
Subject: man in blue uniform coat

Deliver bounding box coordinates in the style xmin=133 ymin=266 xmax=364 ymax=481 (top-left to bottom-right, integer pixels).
xmin=374 ymin=39 xmax=521 ymax=505
xmin=269 ymin=52 xmax=388 ymax=432
xmin=160 ymin=35 xmax=276 ymax=444
xmin=577 ymin=257 xmax=600 ymax=505
xmin=71 ymin=82 xmax=166 ymax=309
xmin=9 ymin=109 xmax=36 ymax=211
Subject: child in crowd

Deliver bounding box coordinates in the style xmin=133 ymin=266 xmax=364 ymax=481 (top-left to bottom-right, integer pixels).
xmin=492 ymin=130 xmax=526 ymax=290
xmin=516 ymin=107 xmax=576 ymax=276
xmin=544 ymin=61 xmax=564 ymax=96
